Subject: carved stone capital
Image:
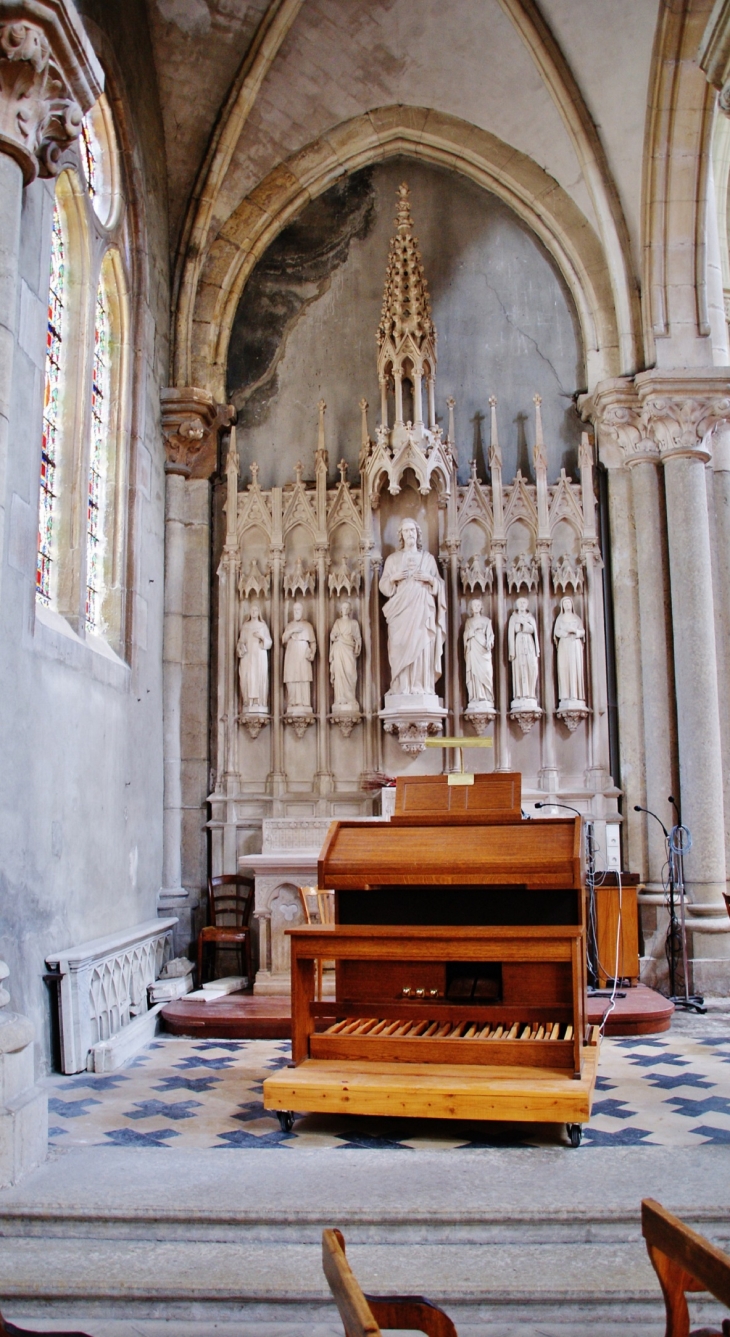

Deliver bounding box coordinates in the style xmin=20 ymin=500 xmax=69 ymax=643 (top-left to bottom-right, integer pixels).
xmin=160 ymin=387 xmax=234 ymax=479
xmin=0 ymin=1 xmax=103 ymax=183
xmin=635 ymin=372 xmax=730 ymax=465
xmin=583 ymin=378 xmax=658 ymax=469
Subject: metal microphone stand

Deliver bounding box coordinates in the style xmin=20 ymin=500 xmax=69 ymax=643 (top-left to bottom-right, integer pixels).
xmin=634 ymin=800 xmax=705 ymax=1013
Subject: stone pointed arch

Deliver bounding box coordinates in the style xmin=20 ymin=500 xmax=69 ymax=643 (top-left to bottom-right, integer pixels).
xmin=643 ymin=0 xmax=719 ymax=364
xmin=183 ymin=107 xmax=623 ymax=401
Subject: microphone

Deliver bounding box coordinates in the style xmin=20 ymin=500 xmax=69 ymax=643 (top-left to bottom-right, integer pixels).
xmin=535 ymin=801 xmax=582 ymax=817
xmin=668 ymin=795 xmax=681 ymax=825
xmin=633 ymin=803 xmax=669 ymax=839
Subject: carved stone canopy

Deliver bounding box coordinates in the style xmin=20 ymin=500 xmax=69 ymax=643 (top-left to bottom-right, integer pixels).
xmin=0 ymin=0 xmax=103 ymax=183
xmin=160 ymin=387 xmax=234 ymax=479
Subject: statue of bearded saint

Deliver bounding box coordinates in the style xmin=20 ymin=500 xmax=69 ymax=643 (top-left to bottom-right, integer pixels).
xmin=281 ymin=601 xmax=316 ymax=712
xmin=379 ymin=518 xmax=447 ymax=698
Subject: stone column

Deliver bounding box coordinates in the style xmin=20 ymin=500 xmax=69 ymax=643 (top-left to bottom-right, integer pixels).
xmin=589 ymin=380 xmax=676 ymax=889
xmin=159 ymin=389 xmax=232 ymax=953
xmin=710 ymin=423 xmax=730 ymax=874
xmin=638 ymin=372 xmax=730 ymax=991
xmin=0 ymin=4 xmax=102 ymax=607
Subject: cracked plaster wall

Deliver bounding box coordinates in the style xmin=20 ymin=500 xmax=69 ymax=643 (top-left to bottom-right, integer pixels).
xmin=227 ymin=158 xmax=585 ymax=491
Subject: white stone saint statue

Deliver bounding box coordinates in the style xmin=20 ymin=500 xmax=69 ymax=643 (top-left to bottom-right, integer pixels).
xmin=508 ymin=596 xmax=540 ymax=705
xmin=237 ymin=602 xmax=272 ymax=712
xmin=554 ymin=596 xmax=586 ymax=706
xmin=379 ymin=518 xmax=447 ymax=699
xmin=282 ymin=601 xmax=316 ymax=712
xmin=464 ymin=599 xmax=494 ymax=708
xmin=329 ymin=599 xmax=361 ymax=712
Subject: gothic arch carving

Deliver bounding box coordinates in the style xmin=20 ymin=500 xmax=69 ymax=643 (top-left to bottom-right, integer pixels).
xmin=181 ymin=106 xmax=623 ymax=400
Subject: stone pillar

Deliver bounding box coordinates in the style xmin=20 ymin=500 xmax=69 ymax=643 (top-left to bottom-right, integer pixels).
xmin=0 ymin=962 xmax=47 ymax=1187
xmin=159 ymin=389 xmax=232 ymax=954
xmin=710 ymin=423 xmax=730 ymax=878
xmin=589 ymin=380 xmax=676 ymax=890
xmin=638 ymin=372 xmax=730 ymax=991
xmin=0 ymin=3 xmax=102 ymax=607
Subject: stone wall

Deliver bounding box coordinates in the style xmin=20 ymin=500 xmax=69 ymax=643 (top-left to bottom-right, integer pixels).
xmin=0 ymin=0 xmax=169 ymax=1067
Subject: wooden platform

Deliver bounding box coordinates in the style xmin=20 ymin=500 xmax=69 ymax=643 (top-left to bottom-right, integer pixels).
xmin=161 ymin=992 xmax=291 ymax=1039
xmin=161 ymin=983 xmax=673 ymax=1040
xmin=586 ymin=983 xmax=674 ymax=1035
xmin=263 ymin=1044 xmax=600 ymax=1126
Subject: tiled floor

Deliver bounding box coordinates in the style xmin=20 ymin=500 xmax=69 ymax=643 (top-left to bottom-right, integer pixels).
xmin=45 ymin=1015 xmax=730 ymax=1151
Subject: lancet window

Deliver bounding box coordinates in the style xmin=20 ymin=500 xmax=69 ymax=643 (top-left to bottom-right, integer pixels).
xmin=86 ymin=280 xmax=110 ymax=631
xmin=37 ymin=202 xmax=66 ymax=605
xmin=35 ymin=87 xmax=130 ymax=652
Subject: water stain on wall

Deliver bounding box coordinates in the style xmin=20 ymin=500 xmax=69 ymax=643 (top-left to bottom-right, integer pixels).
xmin=228 ymin=171 xmax=376 ymax=431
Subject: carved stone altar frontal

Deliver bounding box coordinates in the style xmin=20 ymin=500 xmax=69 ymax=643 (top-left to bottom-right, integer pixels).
xmin=211 ymin=183 xmax=618 ymax=892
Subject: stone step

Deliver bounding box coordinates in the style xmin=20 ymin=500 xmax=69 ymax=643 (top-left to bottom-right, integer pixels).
xmin=0 ymin=1235 xmax=717 ymax=1324
xmin=0 ymin=1145 xmax=727 ymax=1327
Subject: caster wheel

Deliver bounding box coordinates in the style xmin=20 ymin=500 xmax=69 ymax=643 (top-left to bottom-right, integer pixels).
xmin=277 ymin=1111 xmax=294 ymax=1133
xmin=567 ymin=1123 xmax=583 ymax=1147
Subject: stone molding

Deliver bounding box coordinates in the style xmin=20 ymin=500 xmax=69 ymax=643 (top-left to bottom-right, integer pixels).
xmin=0 ymin=0 xmax=103 ymax=184
xmin=160 ymin=387 xmax=234 ymax=480
xmin=586 ymin=373 xmax=730 ymax=468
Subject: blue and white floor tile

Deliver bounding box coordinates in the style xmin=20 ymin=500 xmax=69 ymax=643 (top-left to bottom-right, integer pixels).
xmin=45 ymin=1021 xmax=730 ymax=1151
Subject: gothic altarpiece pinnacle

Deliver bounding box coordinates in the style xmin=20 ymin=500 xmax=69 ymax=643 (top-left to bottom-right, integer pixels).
xmin=211 ymin=185 xmax=615 ymax=853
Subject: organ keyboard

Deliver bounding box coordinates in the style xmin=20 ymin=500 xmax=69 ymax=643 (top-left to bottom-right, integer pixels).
xmin=263 ymin=773 xmax=599 ymax=1144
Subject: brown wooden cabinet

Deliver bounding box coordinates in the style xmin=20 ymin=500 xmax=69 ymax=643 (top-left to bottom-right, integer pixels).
xmin=263 ymin=774 xmax=600 ymax=1140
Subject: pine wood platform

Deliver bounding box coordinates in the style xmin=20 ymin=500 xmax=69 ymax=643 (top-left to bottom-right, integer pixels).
xmin=263 ymin=1044 xmax=600 ymax=1125
xmin=160 ymin=982 xmax=673 ymax=1039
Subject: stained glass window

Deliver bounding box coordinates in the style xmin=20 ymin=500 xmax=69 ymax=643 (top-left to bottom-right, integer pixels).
xmin=80 ymin=115 xmax=98 ymax=201
xmin=86 ymin=280 xmax=110 ymax=632
xmin=37 ymin=200 xmax=65 ymax=604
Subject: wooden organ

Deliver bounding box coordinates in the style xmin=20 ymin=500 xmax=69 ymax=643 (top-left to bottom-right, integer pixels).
xmin=263 ymin=773 xmax=599 ymax=1144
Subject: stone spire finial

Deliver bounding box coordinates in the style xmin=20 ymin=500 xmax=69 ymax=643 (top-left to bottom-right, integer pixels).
xmin=377 ymin=183 xmax=436 ymax=353
xmin=533 ymin=394 xmax=547 ymax=473
xmin=489 ymin=395 xmax=502 ymax=470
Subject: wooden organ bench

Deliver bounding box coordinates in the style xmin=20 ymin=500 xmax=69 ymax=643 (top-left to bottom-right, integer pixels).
xmin=264 ymin=772 xmax=599 ymax=1144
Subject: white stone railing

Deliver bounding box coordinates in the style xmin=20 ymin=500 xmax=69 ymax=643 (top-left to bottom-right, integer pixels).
xmin=46 ymin=918 xmax=177 ymax=1073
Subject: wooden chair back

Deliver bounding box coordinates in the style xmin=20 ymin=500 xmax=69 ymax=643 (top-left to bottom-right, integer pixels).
xmin=317 ymin=888 xmax=335 ymax=924
xmin=642 ymin=1198 xmax=730 ymax=1337
xmin=208 ymin=875 xmax=254 ymax=929
xmin=298 ymin=885 xmax=320 ymax=924
xmin=322 ymin=1227 xmax=457 ymax=1337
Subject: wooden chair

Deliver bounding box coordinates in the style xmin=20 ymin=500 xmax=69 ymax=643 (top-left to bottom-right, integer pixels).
xmin=297 ymin=886 xmax=334 ymax=1000
xmin=197 ymin=875 xmax=255 ymax=987
xmin=323 ymin=1228 xmax=457 ymax=1337
xmin=642 ymin=1198 xmax=730 ymax=1337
